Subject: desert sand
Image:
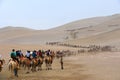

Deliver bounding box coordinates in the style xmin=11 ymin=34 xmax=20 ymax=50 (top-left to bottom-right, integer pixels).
xmin=0 ymin=45 xmax=120 ymax=80
xmin=0 ymin=14 xmax=120 ymax=80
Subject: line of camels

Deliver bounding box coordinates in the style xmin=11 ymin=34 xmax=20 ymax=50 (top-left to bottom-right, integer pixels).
xmin=47 ymin=42 xmax=116 ymax=52
xmin=0 ymin=49 xmax=64 ymax=77
xmin=0 ymin=44 xmax=115 ymax=77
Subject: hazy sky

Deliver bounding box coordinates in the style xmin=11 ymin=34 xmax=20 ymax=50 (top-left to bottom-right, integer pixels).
xmin=0 ymin=0 xmax=120 ymax=30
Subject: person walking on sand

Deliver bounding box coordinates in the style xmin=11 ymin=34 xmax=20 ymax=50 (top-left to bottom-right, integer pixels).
xmin=60 ymin=56 xmax=64 ymax=70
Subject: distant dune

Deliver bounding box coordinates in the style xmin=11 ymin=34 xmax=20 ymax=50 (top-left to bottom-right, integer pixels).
xmin=0 ymin=14 xmax=120 ymax=47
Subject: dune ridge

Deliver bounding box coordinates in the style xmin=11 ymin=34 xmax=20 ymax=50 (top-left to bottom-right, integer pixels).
xmin=0 ymin=14 xmax=120 ymax=47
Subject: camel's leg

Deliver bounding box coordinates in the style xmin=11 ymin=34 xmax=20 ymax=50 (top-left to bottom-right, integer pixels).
xmin=14 ymin=68 xmax=18 ymax=77
xmin=40 ymin=63 xmax=42 ymax=70
xmin=48 ymin=63 xmax=52 ymax=70
xmin=50 ymin=63 xmax=52 ymax=70
xmin=46 ymin=63 xmax=48 ymax=70
xmin=37 ymin=64 xmax=40 ymax=71
xmin=26 ymin=65 xmax=30 ymax=74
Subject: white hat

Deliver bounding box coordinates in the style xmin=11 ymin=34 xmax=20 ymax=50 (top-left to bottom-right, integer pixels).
xmin=30 ymin=51 xmax=33 ymax=54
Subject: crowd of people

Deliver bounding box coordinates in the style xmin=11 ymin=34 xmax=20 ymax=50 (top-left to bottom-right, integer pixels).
xmin=9 ymin=49 xmax=54 ymax=63
xmin=0 ymin=48 xmax=65 ymax=74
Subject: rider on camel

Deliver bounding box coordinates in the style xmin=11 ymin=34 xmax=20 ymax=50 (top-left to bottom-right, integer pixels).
xmin=46 ymin=49 xmax=51 ymax=56
xmin=26 ymin=50 xmax=31 ymax=60
xmin=32 ymin=50 xmax=37 ymax=59
xmin=37 ymin=50 xmax=43 ymax=58
xmin=10 ymin=49 xmax=19 ymax=63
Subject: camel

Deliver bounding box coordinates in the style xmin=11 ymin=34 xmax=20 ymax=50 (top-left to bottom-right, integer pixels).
xmin=30 ymin=58 xmax=38 ymax=72
xmin=44 ymin=55 xmax=53 ymax=70
xmin=8 ymin=59 xmax=19 ymax=77
xmin=19 ymin=56 xmax=26 ymax=67
xmin=19 ymin=56 xmax=44 ymax=72
xmin=23 ymin=58 xmax=32 ymax=73
xmin=30 ymin=57 xmax=44 ymax=72
xmin=0 ymin=59 xmax=5 ymax=72
xmin=37 ymin=57 xmax=43 ymax=71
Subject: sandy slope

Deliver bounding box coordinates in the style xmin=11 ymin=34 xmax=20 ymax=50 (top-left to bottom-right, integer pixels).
xmin=0 ymin=14 xmax=120 ymax=46
xmin=65 ymin=28 xmax=120 ymax=47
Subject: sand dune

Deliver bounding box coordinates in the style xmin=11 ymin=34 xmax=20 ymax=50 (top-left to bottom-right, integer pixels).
xmin=65 ymin=28 xmax=120 ymax=46
xmin=0 ymin=14 xmax=120 ymax=46
xmin=0 ymin=14 xmax=120 ymax=80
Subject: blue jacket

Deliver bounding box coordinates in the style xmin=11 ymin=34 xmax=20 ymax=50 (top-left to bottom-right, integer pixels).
xmin=32 ymin=52 xmax=37 ymax=58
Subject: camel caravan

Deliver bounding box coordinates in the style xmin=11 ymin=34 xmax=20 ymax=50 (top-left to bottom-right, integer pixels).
xmin=47 ymin=42 xmax=115 ymax=53
xmin=7 ymin=49 xmax=56 ymax=77
xmin=0 ymin=48 xmax=65 ymax=77
xmin=0 ymin=44 xmax=115 ymax=77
